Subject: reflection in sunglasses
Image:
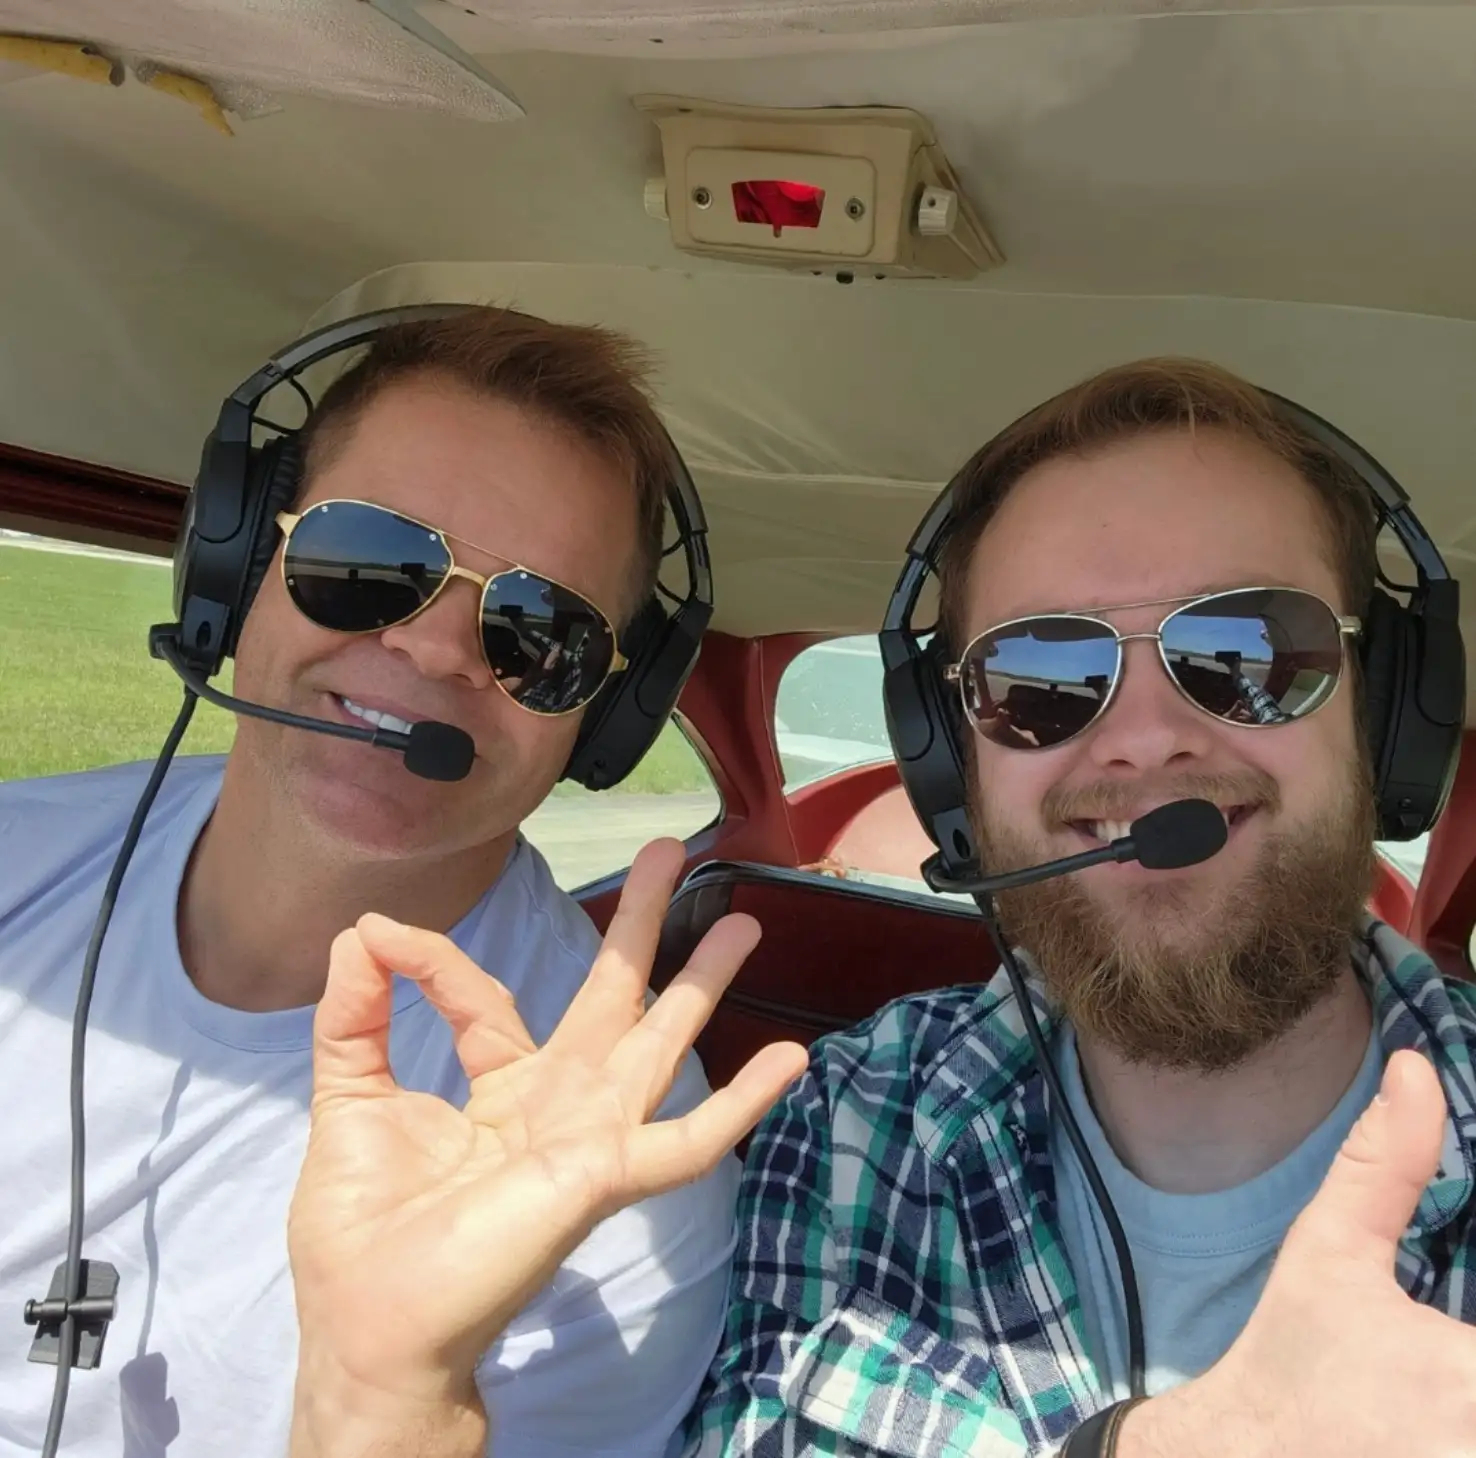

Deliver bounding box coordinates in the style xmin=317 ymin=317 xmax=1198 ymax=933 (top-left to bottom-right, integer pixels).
xmin=277 ymin=498 xmax=628 ymax=718
xmin=950 ymin=587 xmax=1357 ymax=750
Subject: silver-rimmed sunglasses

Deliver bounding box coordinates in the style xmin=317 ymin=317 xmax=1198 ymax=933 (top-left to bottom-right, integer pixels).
xmin=945 ymin=586 xmax=1361 ymax=750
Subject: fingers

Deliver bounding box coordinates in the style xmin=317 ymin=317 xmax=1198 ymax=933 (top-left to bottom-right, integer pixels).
xmin=546 ymin=839 xmax=687 ymax=1062
xmin=621 ymin=1042 xmax=810 ymax=1200
xmin=1289 ymin=1050 xmax=1447 ymax=1271
xmin=312 ymin=927 xmax=400 ymax=1101
xmin=606 ymin=911 xmax=763 ymax=1120
xmin=355 ymin=913 xmax=537 ymax=1080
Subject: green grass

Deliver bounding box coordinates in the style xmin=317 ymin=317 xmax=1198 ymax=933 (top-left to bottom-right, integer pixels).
xmin=0 ymin=542 xmax=712 ymax=793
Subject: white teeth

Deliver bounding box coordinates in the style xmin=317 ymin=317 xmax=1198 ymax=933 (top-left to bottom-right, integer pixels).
xmin=1091 ymin=819 xmax=1133 ymax=844
xmin=341 ymin=697 xmax=414 ymax=735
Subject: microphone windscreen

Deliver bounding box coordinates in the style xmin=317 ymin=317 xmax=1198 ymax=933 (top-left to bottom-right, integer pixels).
xmin=403 ymin=721 xmax=476 ymax=782
xmin=1130 ymin=799 xmax=1228 ymax=870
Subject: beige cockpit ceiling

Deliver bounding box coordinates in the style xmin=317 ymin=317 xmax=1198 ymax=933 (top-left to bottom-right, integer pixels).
xmin=0 ymin=0 xmax=1472 ymax=715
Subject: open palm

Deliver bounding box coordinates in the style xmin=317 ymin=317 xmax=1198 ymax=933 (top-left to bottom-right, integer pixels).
xmin=286 ymin=839 xmax=807 ymax=1404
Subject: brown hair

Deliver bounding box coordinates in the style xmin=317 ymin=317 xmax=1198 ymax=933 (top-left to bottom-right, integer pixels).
xmin=299 ymin=307 xmax=670 ymax=626
xmin=936 ymin=357 xmax=1380 ymax=649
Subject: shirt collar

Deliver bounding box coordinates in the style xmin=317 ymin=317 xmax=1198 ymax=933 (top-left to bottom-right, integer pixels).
xmin=912 ymin=919 xmax=1476 ymax=1234
xmin=1359 ymin=916 xmax=1476 ymax=1235
xmin=911 ymin=964 xmax=1054 ymax=1167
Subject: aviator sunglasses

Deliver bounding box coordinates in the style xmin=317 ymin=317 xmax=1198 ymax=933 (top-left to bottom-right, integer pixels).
xmin=275 ymin=498 xmax=627 ymax=716
xmin=946 ymin=586 xmax=1361 ymax=750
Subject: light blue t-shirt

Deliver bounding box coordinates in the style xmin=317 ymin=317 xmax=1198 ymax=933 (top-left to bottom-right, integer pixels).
xmin=0 ymin=756 xmax=740 ymax=1458
xmin=1052 ymin=1015 xmax=1384 ymax=1398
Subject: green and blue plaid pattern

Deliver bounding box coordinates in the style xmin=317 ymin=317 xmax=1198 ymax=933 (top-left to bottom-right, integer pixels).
xmin=684 ymin=917 xmax=1476 ymax=1456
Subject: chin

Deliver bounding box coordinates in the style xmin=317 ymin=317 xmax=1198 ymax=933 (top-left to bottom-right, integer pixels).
xmin=281 ymin=741 xmax=461 ymax=855
xmin=296 ymin=780 xmax=451 ymax=859
xmin=1096 ymin=864 xmax=1263 ymax=954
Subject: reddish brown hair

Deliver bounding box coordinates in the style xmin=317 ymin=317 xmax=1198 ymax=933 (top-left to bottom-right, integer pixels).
xmin=937 ymin=357 xmax=1379 ymax=648
xmin=300 ymin=307 xmax=669 ymax=625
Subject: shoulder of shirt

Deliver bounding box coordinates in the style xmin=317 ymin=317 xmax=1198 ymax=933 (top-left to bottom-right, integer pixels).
xmin=0 ymin=754 xmax=224 ymax=836
xmin=492 ymin=836 xmax=603 ymax=969
xmin=0 ymin=756 xmax=224 ymax=917
xmin=1431 ymin=960 xmax=1476 ymax=1022
xmin=1369 ymin=917 xmax=1476 ymax=1020
xmin=803 ymin=980 xmax=999 ymax=1094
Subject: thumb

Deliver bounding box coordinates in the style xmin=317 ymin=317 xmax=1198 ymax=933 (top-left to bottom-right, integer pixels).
xmin=1288 ymin=1049 xmax=1447 ymax=1271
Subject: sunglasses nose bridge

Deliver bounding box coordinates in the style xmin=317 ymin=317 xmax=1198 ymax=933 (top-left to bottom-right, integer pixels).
xmin=1110 ymin=630 xmax=1168 ymax=698
xmin=378 ymin=569 xmax=496 ymax=690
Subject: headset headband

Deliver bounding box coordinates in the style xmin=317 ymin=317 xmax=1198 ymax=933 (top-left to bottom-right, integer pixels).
xmin=212 ymin=304 xmax=711 ymax=588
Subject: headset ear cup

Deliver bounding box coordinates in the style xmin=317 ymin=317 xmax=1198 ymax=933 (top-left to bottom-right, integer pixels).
xmin=1361 ymin=583 xmax=1465 ymax=839
xmin=563 ymin=597 xmax=692 ymax=791
xmin=1357 ymin=587 xmax=1393 ymax=779
xmin=229 ymin=437 xmax=303 ymax=654
xmin=882 ymin=630 xmax=979 ymax=878
xmin=1359 ymin=587 xmax=1401 ymax=790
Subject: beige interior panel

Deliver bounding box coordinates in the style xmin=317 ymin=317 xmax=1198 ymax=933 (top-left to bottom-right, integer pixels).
xmin=0 ymin=1 xmax=1471 ymax=719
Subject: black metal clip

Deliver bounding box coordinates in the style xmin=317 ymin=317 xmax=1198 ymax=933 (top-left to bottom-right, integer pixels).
xmin=24 ymin=1260 xmax=120 ymax=1370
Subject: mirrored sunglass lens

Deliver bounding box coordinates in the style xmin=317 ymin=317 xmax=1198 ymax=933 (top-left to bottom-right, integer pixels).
xmin=283 ymin=502 xmax=450 ymax=631
xmin=962 ymin=616 xmax=1119 ymax=748
xmin=481 ymin=571 xmax=616 ymax=714
xmin=1161 ymin=589 xmax=1343 ymax=725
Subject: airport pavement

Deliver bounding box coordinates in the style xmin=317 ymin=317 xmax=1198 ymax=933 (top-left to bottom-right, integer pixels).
xmin=523 ymin=790 xmax=719 ymax=891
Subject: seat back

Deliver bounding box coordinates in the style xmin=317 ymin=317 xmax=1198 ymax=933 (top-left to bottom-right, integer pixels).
xmin=652 ymin=861 xmax=999 ymax=1094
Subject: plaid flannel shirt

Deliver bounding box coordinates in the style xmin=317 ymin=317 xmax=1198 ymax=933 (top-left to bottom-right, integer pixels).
xmin=683 ymin=917 xmax=1476 ymax=1457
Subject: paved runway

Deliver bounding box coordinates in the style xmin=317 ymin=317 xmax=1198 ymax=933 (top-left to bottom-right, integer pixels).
xmin=523 ymin=790 xmax=719 ymax=891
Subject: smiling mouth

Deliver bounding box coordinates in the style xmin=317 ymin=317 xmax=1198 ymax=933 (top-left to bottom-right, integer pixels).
xmin=1070 ymin=805 xmax=1252 ymax=847
xmin=334 ymin=695 xmax=418 ymax=736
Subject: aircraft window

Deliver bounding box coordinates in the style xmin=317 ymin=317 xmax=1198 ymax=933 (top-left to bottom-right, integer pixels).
xmin=776 ymin=636 xmax=893 ymax=790
xmin=0 ymin=530 xmax=720 ymax=892
xmin=1378 ymin=835 xmax=1429 ymax=889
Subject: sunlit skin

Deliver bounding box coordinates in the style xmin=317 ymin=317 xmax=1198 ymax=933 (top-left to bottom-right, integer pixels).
xmin=227 ymin=373 xmax=639 ymax=859
xmin=961 ymin=427 xmax=1373 ymax=1190
xmin=964 ymin=429 xmax=1360 ymax=925
xmin=286 ymin=841 xmax=810 ymax=1458
xmin=180 ymin=373 xmax=641 ymax=1011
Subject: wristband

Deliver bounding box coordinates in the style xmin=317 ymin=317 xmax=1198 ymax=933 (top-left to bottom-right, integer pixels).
xmin=1061 ymin=1397 xmax=1148 ymax=1458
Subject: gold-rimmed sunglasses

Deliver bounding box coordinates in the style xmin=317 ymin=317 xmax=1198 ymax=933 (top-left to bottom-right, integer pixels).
xmin=945 ymin=586 xmax=1361 ymax=750
xmin=275 ymin=498 xmax=627 ymax=717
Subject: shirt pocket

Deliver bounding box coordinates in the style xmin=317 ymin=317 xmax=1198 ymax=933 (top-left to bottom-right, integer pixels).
xmin=763 ymin=1285 xmax=1028 ymax=1457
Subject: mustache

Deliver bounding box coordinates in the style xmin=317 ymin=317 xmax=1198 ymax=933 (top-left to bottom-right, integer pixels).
xmin=1040 ymin=768 xmax=1282 ymax=827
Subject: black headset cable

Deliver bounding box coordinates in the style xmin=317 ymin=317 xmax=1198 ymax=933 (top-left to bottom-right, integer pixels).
xmin=37 ymin=689 xmax=198 ymax=1458
xmin=974 ymin=897 xmax=1148 ymax=1401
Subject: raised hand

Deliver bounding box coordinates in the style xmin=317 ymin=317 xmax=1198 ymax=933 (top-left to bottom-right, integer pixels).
xmin=285 ymin=839 xmax=808 ymax=1456
xmin=1126 ymin=1050 xmax=1476 ymax=1458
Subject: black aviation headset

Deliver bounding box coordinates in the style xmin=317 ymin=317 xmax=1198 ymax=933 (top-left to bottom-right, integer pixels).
xmin=877 ymin=382 xmax=1464 ymax=1426
xmin=25 ymin=302 xmax=713 ymax=1457
xmin=169 ymin=300 xmax=713 ymax=789
xmin=882 ymin=388 xmax=1465 ymax=892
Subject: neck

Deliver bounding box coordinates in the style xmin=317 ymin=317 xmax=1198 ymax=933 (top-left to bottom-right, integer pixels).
xmin=178 ymin=765 xmax=515 ymax=1013
xmin=1072 ymin=963 xmax=1372 ymax=1193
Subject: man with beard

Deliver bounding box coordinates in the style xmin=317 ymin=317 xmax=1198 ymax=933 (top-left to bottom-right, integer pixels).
xmin=683 ymin=359 xmax=1476 ymax=1456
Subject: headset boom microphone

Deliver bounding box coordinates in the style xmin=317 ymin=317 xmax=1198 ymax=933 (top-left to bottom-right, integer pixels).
xmin=925 ymin=797 xmax=1228 ymax=895
xmin=150 ymin=627 xmax=477 ymax=782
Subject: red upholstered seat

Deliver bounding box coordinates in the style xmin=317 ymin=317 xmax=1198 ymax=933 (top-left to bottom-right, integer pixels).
xmin=651 ymin=861 xmax=999 ymax=1096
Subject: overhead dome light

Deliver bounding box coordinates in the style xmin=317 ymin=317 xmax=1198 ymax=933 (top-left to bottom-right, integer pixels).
xmin=636 ymin=94 xmax=1002 ymax=280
